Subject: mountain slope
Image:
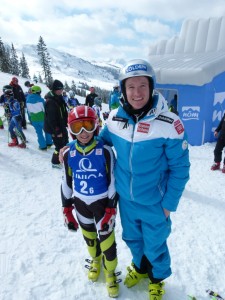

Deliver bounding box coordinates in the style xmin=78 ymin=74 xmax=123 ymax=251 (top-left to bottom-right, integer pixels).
xmin=17 ymin=44 xmax=122 ymax=89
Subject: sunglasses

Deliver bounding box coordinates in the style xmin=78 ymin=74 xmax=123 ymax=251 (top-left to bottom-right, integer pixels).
xmin=69 ymin=120 xmax=97 ymax=135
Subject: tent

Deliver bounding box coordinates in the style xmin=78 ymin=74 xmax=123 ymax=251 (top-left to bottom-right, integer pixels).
xmin=148 ymin=16 xmax=225 ymax=145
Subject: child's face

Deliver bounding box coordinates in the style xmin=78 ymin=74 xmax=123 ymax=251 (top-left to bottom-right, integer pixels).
xmin=76 ymin=130 xmax=94 ymax=145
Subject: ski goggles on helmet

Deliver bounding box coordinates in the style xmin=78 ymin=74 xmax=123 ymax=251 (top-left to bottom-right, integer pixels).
xmin=69 ymin=119 xmax=97 ymax=135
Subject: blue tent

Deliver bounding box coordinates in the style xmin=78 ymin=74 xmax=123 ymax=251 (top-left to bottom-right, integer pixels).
xmin=149 ymin=17 xmax=225 ymax=145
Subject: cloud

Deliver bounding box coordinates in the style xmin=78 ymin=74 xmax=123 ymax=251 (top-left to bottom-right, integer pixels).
xmin=0 ymin=0 xmax=225 ymax=61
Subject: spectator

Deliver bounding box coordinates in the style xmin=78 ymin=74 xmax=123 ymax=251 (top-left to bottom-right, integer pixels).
xmin=92 ymin=96 xmax=103 ymax=130
xmin=44 ymin=79 xmax=68 ymax=168
xmin=62 ymin=90 xmax=69 ymax=106
xmin=85 ymin=87 xmax=98 ymax=107
xmin=9 ymin=77 xmax=27 ymax=129
xmin=169 ymin=94 xmax=178 ymax=115
xmin=4 ymin=87 xmax=26 ymax=148
xmin=26 ymin=85 xmax=53 ymax=150
xmin=211 ymin=112 xmax=225 ymax=173
xmin=109 ymin=84 xmax=121 ymax=110
xmin=67 ymin=91 xmax=80 ymax=110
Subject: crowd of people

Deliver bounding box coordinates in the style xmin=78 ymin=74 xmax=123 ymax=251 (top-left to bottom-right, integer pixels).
xmin=1 ymin=58 xmax=224 ymax=300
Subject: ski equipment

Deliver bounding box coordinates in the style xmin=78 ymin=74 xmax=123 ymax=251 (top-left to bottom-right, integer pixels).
xmin=206 ymin=289 xmax=224 ymax=300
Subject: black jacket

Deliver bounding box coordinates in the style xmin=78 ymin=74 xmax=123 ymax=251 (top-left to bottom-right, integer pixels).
xmin=9 ymin=83 xmax=26 ymax=104
xmin=216 ymin=113 xmax=225 ymax=138
xmin=44 ymin=91 xmax=68 ymax=135
xmin=85 ymin=93 xmax=98 ymax=107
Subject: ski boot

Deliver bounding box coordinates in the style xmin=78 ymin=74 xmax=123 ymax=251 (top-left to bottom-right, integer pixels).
xmin=104 ymin=268 xmax=121 ymax=298
xmin=85 ymin=254 xmax=102 ymax=282
xmin=124 ymin=263 xmax=148 ymax=288
xmin=211 ymin=162 xmax=220 ymax=170
xmin=149 ymin=281 xmax=165 ymax=300
xmin=17 ymin=142 xmax=26 ymax=148
xmin=222 ymin=165 xmax=225 ymax=174
xmin=8 ymin=138 xmax=18 ymax=147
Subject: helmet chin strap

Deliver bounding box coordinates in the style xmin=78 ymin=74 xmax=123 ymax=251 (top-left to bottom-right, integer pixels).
xmin=122 ymin=95 xmax=153 ymax=122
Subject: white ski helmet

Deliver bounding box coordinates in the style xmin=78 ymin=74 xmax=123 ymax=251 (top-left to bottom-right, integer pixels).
xmin=69 ymin=90 xmax=75 ymax=98
xmin=119 ymin=59 xmax=155 ymax=101
xmin=119 ymin=59 xmax=155 ymax=86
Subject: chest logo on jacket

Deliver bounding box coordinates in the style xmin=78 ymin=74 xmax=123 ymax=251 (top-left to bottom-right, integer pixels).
xmin=137 ymin=122 xmax=150 ymax=133
xmin=174 ymin=120 xmax=184 ymax=134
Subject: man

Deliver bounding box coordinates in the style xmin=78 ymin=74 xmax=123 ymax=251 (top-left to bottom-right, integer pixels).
xmin=211 ymin=112 xmax=225 ymax=173
xmin=85 ymin=87 xmax=98 ymax=107
xmin=99 ymin=59 xmax=190 ymax=300
xmin=44 ymin=79 xmax=68 ymax=168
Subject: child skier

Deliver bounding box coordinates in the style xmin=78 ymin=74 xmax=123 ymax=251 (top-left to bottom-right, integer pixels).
xmin=61 ymin=105 xmax=120 ymax=298
xmin=3 ymin=87 xmax=26 ymax=148
xmin=67 ymin=91 xmax=80 ymax=110
xmin=26 ymin=85 xmax=53 ymax=150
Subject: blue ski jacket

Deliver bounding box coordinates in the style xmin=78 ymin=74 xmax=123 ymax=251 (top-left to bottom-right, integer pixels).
xmin=99 ymin=92 xmax=190 ymax=212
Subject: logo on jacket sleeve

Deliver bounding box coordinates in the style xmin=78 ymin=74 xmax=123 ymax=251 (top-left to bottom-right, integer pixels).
xmin=174 ymin=120 xmax=184 ymax=134
xmin=137 ymin=122 xmax=150 ymax=133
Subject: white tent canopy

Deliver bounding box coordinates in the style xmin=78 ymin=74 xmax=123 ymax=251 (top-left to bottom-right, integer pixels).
xmin=149 ymin=16 xmax=225 ymax=86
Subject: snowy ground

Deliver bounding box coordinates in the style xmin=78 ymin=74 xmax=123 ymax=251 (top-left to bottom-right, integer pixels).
xmin=1 ymin=104 xmax=225 ymax=300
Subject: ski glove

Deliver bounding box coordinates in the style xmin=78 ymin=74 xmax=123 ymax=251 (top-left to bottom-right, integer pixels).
xmin=62 ymin=206 xmax=79 ymax=232
xmin=99 ymin=207 xmax=117 ymax=235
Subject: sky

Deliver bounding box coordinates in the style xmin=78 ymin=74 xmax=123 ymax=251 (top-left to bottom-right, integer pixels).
xmin=1 ymin=0 xmax=225 ymax=62
xmin=1 ymin=73 xmax=225 ymax=300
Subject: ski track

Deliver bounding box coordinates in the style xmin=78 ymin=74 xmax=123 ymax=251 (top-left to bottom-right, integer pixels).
xmin=0 ymin=110 xmax=225 ymax=300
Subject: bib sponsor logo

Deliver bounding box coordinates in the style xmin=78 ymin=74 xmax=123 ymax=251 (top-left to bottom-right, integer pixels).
xmin=70 ymin=150 xmax=76 ymax=157
xmin=137 ymin=122 xmax=150 ymax=133
xmin=96 ymin=148 xmax=102 ymax=155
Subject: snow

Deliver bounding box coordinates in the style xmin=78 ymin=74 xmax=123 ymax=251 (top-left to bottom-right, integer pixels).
xmin=1 ymin=75 xmax=225 ymax=300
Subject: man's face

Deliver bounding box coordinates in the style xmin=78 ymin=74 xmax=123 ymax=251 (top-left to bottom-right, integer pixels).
xmin=54 ymin=89 xmax=63 ymax=96
xmin=125 ymin=76 xmax=150 ymax=110
xmin=12 ymin=78 xmax=18 ymax=85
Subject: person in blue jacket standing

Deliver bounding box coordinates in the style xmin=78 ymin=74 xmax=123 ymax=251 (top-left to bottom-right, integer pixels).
xmin=109 ymin=84 xmax=121 ymax=110
xmin=99 ymin=59 xmax=190 ymax=300
xmin=26 ymin=85 xmax=53 ymax=150
xmin=3 ymin=87 xmax=27 ymax=148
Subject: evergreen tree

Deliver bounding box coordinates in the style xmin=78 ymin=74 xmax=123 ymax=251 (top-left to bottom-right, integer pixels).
xmin=0 ymin=38 xmax=6 ymax=72
xmin=3 ymin=47 xmax=11 ymax=73
xmin=20 ymin=52 xmax=30 ymax=78
xmin=64 ymin=81 xmax=70 ymax=92
xmin=38 ymin=73 xmax=43 ymax=83
xmin=37 ymin=36 xmax=53 ymax=88
xmin=10 ymin=43 xmax=20 ymax=75
xmin=0 ymin=41 xmax=11 ymax=74
xmin=71 ymin=80 xmax=76 ymax=93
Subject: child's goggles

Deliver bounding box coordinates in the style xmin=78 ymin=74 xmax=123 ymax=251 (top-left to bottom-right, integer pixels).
xmin=69 ymin=119 xmax=97 ymax=135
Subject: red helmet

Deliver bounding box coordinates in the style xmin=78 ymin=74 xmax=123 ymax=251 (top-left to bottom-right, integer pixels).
xmin=68 ymin=105 xmax=99 ymax=139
